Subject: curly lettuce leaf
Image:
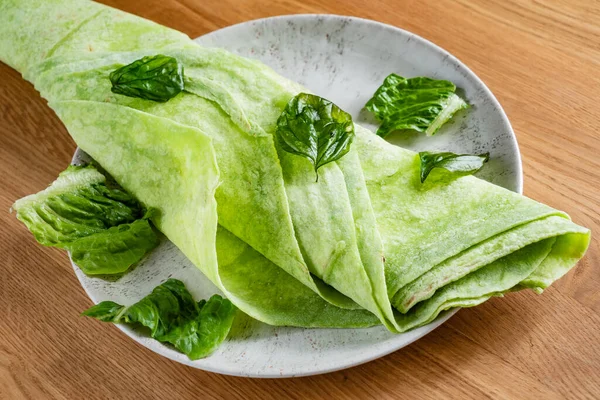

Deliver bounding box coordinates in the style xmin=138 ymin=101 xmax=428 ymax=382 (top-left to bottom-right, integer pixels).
xmin=12 ymin=164 xmax=158 ymax=275
xmin=82 ymin=279 xmax=237 ymax=360
xmin=365 ymin=74 xmax=468 ymax=137
xmin=66 ymin=214 xmax=158 ymax=275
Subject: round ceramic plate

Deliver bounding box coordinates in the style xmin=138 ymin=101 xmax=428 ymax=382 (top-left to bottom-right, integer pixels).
xmin=72 ymin=15 xmax=522 ymax=378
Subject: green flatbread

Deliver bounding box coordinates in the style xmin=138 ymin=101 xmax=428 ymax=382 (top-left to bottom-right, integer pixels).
xmin=2 ymin=0 xmax=590 ymax=332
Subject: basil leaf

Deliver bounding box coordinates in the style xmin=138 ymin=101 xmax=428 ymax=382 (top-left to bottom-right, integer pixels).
xmin=419 ymin=151 xmax=489 ymax=183
xmin=276 ymin=93 xmax=355 ymax=180
xmin=82 ymin=279 xmax=237 ymax=360
xmin=365 ymin=74 xmax=469 ymax=137
xmin=81 ymin=301 xmax=125 ymax=322
xmin=109 ymin=55 xmax=184 ymax=102
xmin=12 ymin=165 xmax=159 ymax=275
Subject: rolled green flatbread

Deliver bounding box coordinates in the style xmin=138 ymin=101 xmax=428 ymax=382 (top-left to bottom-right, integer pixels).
xmin=1 ymin=0 xmax=590 ymax=332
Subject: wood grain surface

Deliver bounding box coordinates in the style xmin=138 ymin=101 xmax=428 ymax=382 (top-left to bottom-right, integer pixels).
xmin=1 ymin=0 xmax=599 ymax=398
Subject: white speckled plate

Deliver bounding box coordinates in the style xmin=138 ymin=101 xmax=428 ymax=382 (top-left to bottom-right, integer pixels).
xmin=72 ymin=15 xmax=522 ymax=378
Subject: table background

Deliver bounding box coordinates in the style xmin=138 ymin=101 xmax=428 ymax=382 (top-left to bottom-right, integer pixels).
xmin=1 ymin=0 xmax=599 ymax=398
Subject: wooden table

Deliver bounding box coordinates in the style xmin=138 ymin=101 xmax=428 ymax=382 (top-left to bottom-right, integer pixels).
xmin=1 ymin=0 xmax=599 ymax=398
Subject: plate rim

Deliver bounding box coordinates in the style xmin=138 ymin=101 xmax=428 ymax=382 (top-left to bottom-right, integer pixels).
xmin=72 ymin=13 xmax=523 ymax=378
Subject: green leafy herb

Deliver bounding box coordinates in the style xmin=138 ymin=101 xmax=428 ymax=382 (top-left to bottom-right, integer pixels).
xmin=66 ymin=213 xmax=158 ymax=275
xmin=12 ymin=165 xmax=159 ymax=275
xmin=82 ymin=301 xmax=125 ymax=321
xmin=82 ymin=279 xmax=237 ymax=360
xmin=276 ymin=93 xmax=355 ymax=181
xmin=365 ymin=74 xmax=469 ymax=137
xmin=109 ymin=55 xmax=184 ymax=102
xmin=419 ymin=151 xmax=490 ymax=183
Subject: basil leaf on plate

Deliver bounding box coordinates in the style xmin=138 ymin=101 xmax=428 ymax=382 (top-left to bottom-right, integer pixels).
xmin=12 ymin=165 xmax=159 ymax=275
xmin=109 ymin=55 xmax=184 ymax=102
xmin=82 ymin=279 xmax=237 ymax=360
xmin=419 ymin=151 xmax=489 ymax=183
xmin=365 ymin=74 xmax=469 ymax=137
xmin=276 ymin=93 xmax=355 ymax=181
xmin=81 ymin=301 xmax=125 ymax=321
